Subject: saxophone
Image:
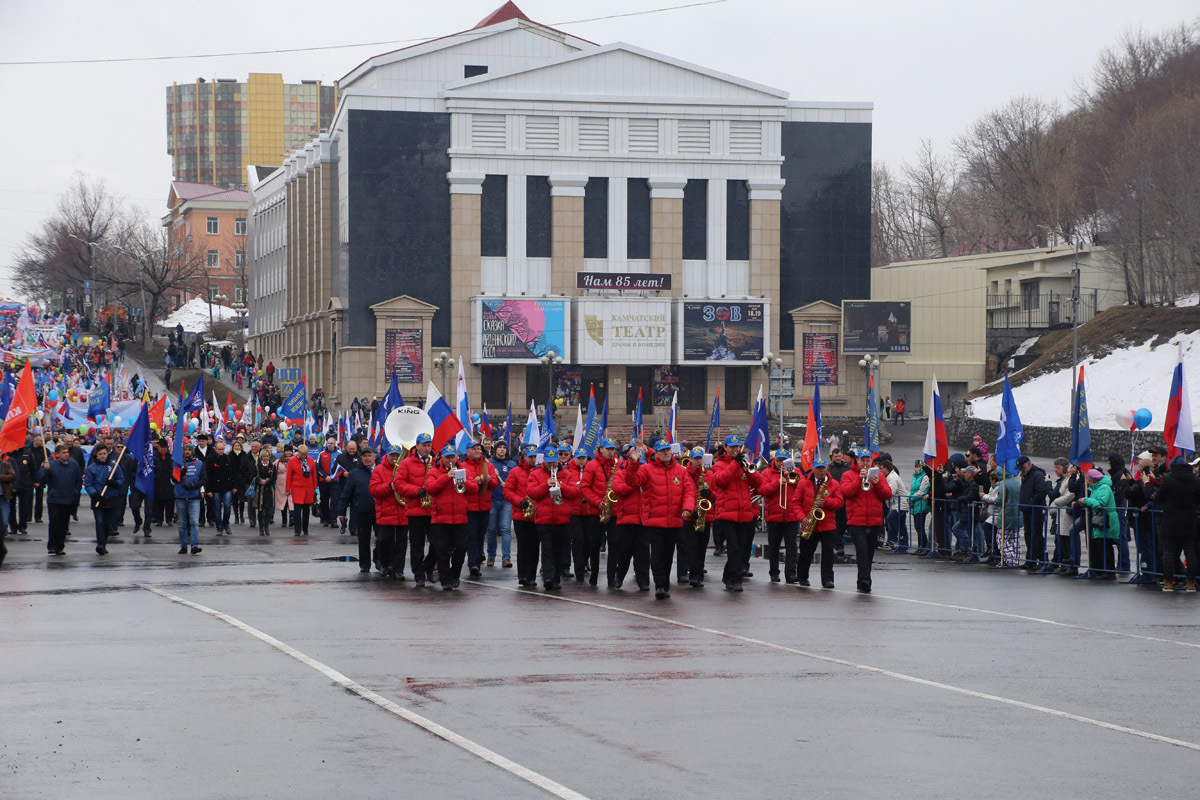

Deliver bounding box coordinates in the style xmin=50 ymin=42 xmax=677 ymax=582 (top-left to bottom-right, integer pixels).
xmin=598 ymin=460 xmax=616 ymax=523
xmin=391 ymin=451 xmax=407 ymax=507
xmin=694 ymin=470 xmax=712 ymax=532
xmin=419 ymin=454 xmax=433 ymax=508
xmin=521 ymin=465 xmax=536 ymax=520
xmin=801 ymin=475 xmax=832 ymax=540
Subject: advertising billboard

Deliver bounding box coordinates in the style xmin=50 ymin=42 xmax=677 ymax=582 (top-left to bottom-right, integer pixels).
xmin=842 ymin=301 xmax=911 ymax=353
xmin=802 ymin=333 xmax=839 ymax=385
xmin=680 ymin=302 xmax=766 ymax=363
xmin=575 ymin=298 xmax=671 ymax=364
xmin=384 ymin=328 xmax=422 ymax=382
xmin=475 ymin=298 xmax=569 ymax=363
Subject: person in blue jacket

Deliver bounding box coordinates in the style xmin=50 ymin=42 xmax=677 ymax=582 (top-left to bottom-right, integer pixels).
xmin=334 ymin=445 xmax=377 ymax=573
xmin=174 ymin=442 xmax=207 ymax=555
xmin=83 ymin=443 xmax=127 ymax=556
xmin=487 ymin=440 xmax=516 ymax=567
xmin=38 ymin=443 xmax=84 ymax=556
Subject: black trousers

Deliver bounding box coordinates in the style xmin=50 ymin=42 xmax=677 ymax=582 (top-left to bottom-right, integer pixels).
xmin=686 ymin=523 xmax=710 ymax=583
xmin=356 ymin=512 xmax=381 ymax=569
xmin=720 ymin=520 xmax=755 ymax=586
xmin=565 ymin=514 xmax=586 ymax=576
xmin=611 ymin=524 xmax=649 ymax=588
xmin=579 ymin=516 xmax=610 ymax=584
xmin=292 ymin=503 xmax=311 ymax=535
xmin=318 ymin=483 xmax=332 ymax=522
xmin=799 ymin=529 xmax=838 ymax=585
xmin=430 ymin=523 xmax=467 ymax=586
xmin=675 ymin=526 xmax=692 ymax=580
xmin=407 ymin=515 xmax=432 ymax=580
xmin=1088 ymin=536 xmax=1116 ymax=575
xmin=34 ymin=485 xmax=43 ymax=522
xmin=1023 ymin=507 xmax=1047 ymax=563
xmin=1160 ymin=529 xmax=1198 ymax=584
xmin=513 ymin=519 xmax=539 ymax=584
xmin=466 ymin=509 xmax=489 ymax=570
xmin=129 ymin=489 xmax=146 ymax=531
xmin=375 ymin=523 xmax=406 ymax=574
xmin=108 ymin=496 xmax=126 ymax=539
xmin=537 ymin=523 xmax=568 ymax=586
xmin=848 ymin=525 xmax=880 ymax=588
xmin=711 ymin=518 xmax=726 ymax=551
xmin=646 ymin=526 xmax=679 ymax=590
xmin=767 ymin=520 xmax=799 ymax=579
xmin=47 ymin=503 xmax=71 ymax=553
xmin=12 ymin=488 xmax=32 ymax=533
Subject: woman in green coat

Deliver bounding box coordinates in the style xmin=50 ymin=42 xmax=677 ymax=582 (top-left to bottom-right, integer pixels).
xmin=907 ymin=463 xmax=931 ymax=554
xmin=1076 ymin=469 xmax=1119 ymax=580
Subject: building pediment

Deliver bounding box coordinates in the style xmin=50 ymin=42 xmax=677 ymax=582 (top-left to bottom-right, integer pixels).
xmin=369 ymin=294 xmax=440 ymax=314
xmin=447 ymin=42 xmax=789 ymax=104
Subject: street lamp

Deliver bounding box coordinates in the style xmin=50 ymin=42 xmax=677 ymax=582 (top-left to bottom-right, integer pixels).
xmin=858 ymin=354 xmax=880 ymax=418
xmin=539 ymin=350 xmax=563 ymax=432
xmin=432 ymin=351 xmax=456 ymax=397
xmin=760 ymin=351 xmax=784 ymax=445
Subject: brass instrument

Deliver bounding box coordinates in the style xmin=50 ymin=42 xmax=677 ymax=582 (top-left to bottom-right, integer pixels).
xmin=780 ymin=465 xmax=800 ymax=510
xmin=598 ymin=461 xmax=617 ymax=524
xmin=861 ymin=469 xmax=871 ymax=492
xmin=801 ymin=475 xmax=832 ymax=539
xmin=420 ymin=455 xmax=433 ymax=508
xmin=694 ymin=471 xmax=712 ymax=532
xmin=549 ymin=465 xmax=563 ymax=505
xmin=453 ymin=464 xmax=467 ymax=494
xmin=390 ymin=448 xmax=408 ymax=507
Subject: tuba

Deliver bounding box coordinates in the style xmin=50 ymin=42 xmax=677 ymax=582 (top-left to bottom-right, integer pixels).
xmin=383 ymin=406 xmax=435 ymax=507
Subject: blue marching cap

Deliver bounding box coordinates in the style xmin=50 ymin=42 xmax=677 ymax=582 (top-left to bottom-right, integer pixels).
xmin=557 ymin=440 xmax=572 ymax=452
xmin=773 ymin=449 xmax=790 ymax=460
xmin=654 ymin=441 xmax=672 ymax=452
xmin=600 ymin=438 xmax=616 ymax=449
xmin=574 ymin=447 xmax=588 ymax=458
xmin=522 ymin=444 xmax=539 ymax=457
xmin=725 ymin=434 xmax=743 ymax=447
xmin=415 ymin=432 xmax=432 ymax=444
xmin=812 ymin=456 xmax=828 ymax=468
xmin=689 ymin=447 xmax=705 ymax=458
xmin=543 ymin=449 xmax=559 ymax=463
xmin=386 ymin=442 xmax=405 ymax=455
xmin=440 ymin=444 xmax=457 ymax=457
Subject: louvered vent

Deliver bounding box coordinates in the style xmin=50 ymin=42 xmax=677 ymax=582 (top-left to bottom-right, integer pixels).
xmin=578 ymin=118 xmax=609 ymax=151
xmin=525 ymin=116 xmax=559 ymax=150
xmin=471 ymin=115 xmax=505 ymax=149
xmin=628 ymin=119 xmax=659 ymax=153
xmin=729 ymin=121 xmax=762 ymax=155
xmin=677 ymin=120 xmax=711 ymax=154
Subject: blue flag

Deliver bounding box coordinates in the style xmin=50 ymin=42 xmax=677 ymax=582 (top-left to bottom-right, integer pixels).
xmin=996 ymin=374 xmax=1024 ymax=471
xmin=705 ymin=388 xmax=721 ymax=452
xmin=126 ymin=402 xmax=155 ymax=496
xmin=632 ymin=388 xmax=643 ymax=440
xmin=747 ymin=388 xmax=770 ymax=462
xmin=503 ymin=402 xmax=512 ymax=447
xmin=281 ymin=377 xmax=307 ymax=422
xmin=172 ymin=376 xmax=205 ymax=479
xmin=599 ymin=394 xmax=608 ymax=437
xmin=1069 ymin=365 xmax=1093 ymax=471
xmin=0 ymin=375 xmax=14 ymax=420
xmin=864 ymin=375 xmax=880 ymax=456
xmin=580 ymin=386 xmax=602 ymax=456
xmin=87 ymin=374 xmax=111 ymax=419
xmin=370 ymin=371 xmax=404 ymax=450
xmin=540 ymin=403 xmax=555 ymax=449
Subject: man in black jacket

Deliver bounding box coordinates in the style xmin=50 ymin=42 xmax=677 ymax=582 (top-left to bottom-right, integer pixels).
xmin=1016 ymin=456 xmax=1050 ymax=568
xmin=1153 ymin=456 xmax=1199 ymax=591
xmin=12 ymin=443 xmax=37 ymax=535
xmin=334 ymin=446 xmax=376 ymax=573
xmin=152 ymin=438 xmax=175 ymax=529
xmin=204 ymin=438 xmax=235 ymax=535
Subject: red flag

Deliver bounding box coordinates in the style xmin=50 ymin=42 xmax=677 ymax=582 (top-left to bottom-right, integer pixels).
xmin=149 ymin=395 xmax=166 ymax=432
xmin=0 ymin=361 xmax=35 ymax=453
xmin=800 ymin=396 xmax=820 ymax=472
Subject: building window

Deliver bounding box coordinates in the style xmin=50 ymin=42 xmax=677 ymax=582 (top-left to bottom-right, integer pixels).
xmin=678 ymin=367 xmax=706 ymax=410
xmin=726 ymin=367 xmax=750 ymax=411
xmin=481 ymin=365 xmax=508 ymax=413
xmin=207 ymin=286 xmax=218 ymax=302
xmin=234 ymin=217 xmax=247 ymax=236
xmin=584 ymin=177 xmax=608 ymax=259
xmin=481 ymin=174 xmax=507 ymax=258
xmin=206 ymin=216 xmax=219 ymax=235
xmin=235 ymin=250 xmax=245 ymax=268
xmin=726 ymin=180 xmax=750 ymax=261
xmin=682 ymin=179 xmax=708 ymax=261
xmin=626 ymin=367 xmax=654 ymax=413
xmin=206 ymin=249 xmax=218 ymax=268
xmin=464 ymin=65 xmax=488 ymax=79
xmin=526 ymin=176 xmax=551 ymax=259
xmin=1021 ymin=279 xmax=1041 ymax=310
xmin=235 ymin=287 xmax=244 ymax=303
xmin=627 ymin=178 xmax=651 ymax=260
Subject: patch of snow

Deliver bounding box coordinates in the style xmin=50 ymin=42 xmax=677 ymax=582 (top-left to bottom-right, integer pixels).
xmin=157 ymin=298 xmax=235 ymax=333
xmin=1006 ymin=335 xmax=1040 ymax=371
xmin=971 ymin=331 xmax=1200 ymax=430
xmin=1177 ymin=293 xmax=1199 ymax=308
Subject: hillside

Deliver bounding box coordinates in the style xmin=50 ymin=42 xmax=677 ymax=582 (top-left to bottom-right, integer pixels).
xmin=968 ymin=302 xmax=1200 ymax=430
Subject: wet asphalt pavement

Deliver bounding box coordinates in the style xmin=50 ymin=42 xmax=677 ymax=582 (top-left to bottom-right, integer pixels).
xmin=2 ymin=511 xmax=1198 ymax=799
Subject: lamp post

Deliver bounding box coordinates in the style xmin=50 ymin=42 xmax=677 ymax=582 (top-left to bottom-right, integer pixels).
xmin=432 ymin=351 xmax=456 ymax=398
xmin=539 ymin=350 xmax=563 ymax=433
xmin=760 ymin=351 xmax=784 ymax=446
xmin=858 ymin=354 xmax=880 ymax=417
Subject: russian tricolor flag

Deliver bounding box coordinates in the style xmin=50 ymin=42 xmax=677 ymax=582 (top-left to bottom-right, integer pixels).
xmin=425 ymin=381 xmax=465 ymax=453
xmin=1164 ymin=343 xmax=1194 ymax=459
xmin=923 ymin=374 xmax=949 ymax=469
xmin=665 ymin=389 xmax=678 ymax=444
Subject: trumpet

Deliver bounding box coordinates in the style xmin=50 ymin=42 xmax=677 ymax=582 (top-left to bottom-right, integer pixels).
xmin=549 ymin=465 xmax=563 ymax=505
xmin=453 ymin=468 xmax=467 ymax=494
xmin=780 ymin=466 xmax=799 ymax=510
xmin=861 ymin=469 xmax=871 ymax=492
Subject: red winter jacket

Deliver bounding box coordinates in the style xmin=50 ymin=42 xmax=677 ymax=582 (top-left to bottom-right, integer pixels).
xmin=393 ymin=453 xmax=433 ymax=517
xmin=806 ymin=472 xmax=844 ymax=533
xmin=527 ymin=465 xmax=580 ymax=525
xmin=368 ymin=459 xmax=409 ymax=526
xmin=840 ymin=468 xmax=892 ymax=527
xmin=757 ymin=465 xmax=813 ymax=523
xmin=285 ymin=456 xmax=318 ymax=504
xmin=559 ymin=461 xmax=586 ymax=515
xmin=582 ymin=455 xmax=616 ymax=518
xmin=627 ymin=457 xmax=698 ymax=528
xmin=611 ymin=458 xmax=644 ymax=525
xmin=462 ymin=455 xmax=498 ymax=512
xmin=503 ymin=461 xmax=535 ymax=521
xmin=317 ymin=449 xmax=337 ymax=484
xmin=711 ymin=454 xmax=762 ymax=523
xmin=426 ymin=461 xmax=476 ymax=524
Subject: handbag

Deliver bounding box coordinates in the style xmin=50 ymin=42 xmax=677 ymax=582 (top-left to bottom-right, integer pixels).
xmin=245 ymin=481 xmax=256 ymax=500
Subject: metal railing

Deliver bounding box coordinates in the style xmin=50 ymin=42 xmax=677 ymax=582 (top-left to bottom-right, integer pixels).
xmin=986 ymin=290 xmax=1098 ymax=329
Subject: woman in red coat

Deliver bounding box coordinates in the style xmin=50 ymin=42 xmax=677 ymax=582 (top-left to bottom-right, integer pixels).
xmin=286 ymin=444 xmax=318 ymax=536
xmin=503 ymin=445 xmax=540 ymax=587
xmin=425 ymin=444 xmax=477 ymax=590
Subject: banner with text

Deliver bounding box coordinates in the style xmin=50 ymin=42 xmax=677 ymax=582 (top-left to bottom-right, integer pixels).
xmin=474 ymin=298 xmax=569 ymax=363
xmin=802 ymin=332 xmax=839 ymax=385
xmin=680 ymin=301 xmax=766 ymax=363
xmin=384 ymin=328 xmax=422 ymax=382
xmin=575 ymin=298 xmax=671 ymax=365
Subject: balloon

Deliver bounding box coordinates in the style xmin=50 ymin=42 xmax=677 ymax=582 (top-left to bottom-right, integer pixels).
xmin=1115 ymin=409 xmax=1134 ymax=431
xmin=472 ymin=413 xmax=481 ymax=423
xmin=78 ymin=425 xmax=89 ymax=435
xmin=278 ymin=421 xmax=288 ymax=432
xmin=150 ymin=423 xmax=159 ymax=432
xmin=48 ymin=389 xmax=58 ymax=401
xmin=1134 ymin=408 xmax=1153 ymax=430
xmin=270 ymin=413 xmax=277 ymax=420
xmin=255 ymin=405 xmax=262 ymax=413
xmin=187 ymin=419 xmax=198 ymax=432
xmin=112 ymin=415 xmax=122 ymax=426
xmin=235 ymin=409 xmax=243 ymax=420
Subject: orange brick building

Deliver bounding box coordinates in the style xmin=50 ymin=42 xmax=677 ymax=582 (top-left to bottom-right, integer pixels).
xmin=163 ymin=181 xmax=250 ymax=312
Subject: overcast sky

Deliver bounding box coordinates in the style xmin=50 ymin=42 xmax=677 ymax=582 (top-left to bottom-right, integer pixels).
xmin=0 ymin=0 xmax=1195 ymax=300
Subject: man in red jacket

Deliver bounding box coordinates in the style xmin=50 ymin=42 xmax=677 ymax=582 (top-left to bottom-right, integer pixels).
xmin=503 ymin=444 xmax=541 ymax=587
xmin=683 ymin=447 xmax=715 ymax=587
xmin=581 ymin=439 xmax=618 ymax=587
xmin=527 ymin=448 xmax=580 ymax=590
xmin=394 ymin=432 xmax=435 ymax=584
xmin=798 ymin=456 xmax=845 ymax=588
xmin=554 ymin=441 xmax=578 ymax=579
xmin=757 ymin=449 xmax=812 ymax=584
xmin=840 ymin=448 xmax=892 ymax=593
xmin=712 ymin=435 xmax=763 ymax=592
xmin=368 ymin=443 xmax=409 ymax=579
xmin=626 ymin=441 xmax=697 ymax=598
xmin=426 ymin=444 xmax=477 ymax=590
xmin=611 ymin=442 xmax=651 ymax=590
xmin=462 ymin=440 xmax=497 ymax=578
xmin=566 ymin=446 xmax=591 ymax=582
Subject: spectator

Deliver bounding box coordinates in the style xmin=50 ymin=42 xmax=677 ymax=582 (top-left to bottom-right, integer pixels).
xmin=894 ymin=396 xmax=906 ymax=425
xmin=971 ymin=435 xmax=990 ymax=464
xmin=1152 ymin=455 xmax=1199 ymax=592
xmin=1015 ymin=456 xmax=1049 ymax=570
xmin=988 ymin=465 xmax=1022 ymax=567
xmin=1077 ymin=468 xmax=1119 ymax=580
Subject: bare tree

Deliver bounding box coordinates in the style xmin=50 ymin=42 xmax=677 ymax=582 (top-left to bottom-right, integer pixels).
xmin=903 ymin=139 xmax=957 ymax=258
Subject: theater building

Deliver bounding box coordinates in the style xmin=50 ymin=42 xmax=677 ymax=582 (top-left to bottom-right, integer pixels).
xmin=248 ymin=2 xmax=872 ymax=435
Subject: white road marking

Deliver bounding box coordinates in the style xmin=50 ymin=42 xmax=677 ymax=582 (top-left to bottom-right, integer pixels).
xmin=829 ymin=587 xmax=1200 ymax=649
xmin=138 ymin=584 xmax=590 ymax=800
xmin=471 ymin=582 xmax=1200 ymax=753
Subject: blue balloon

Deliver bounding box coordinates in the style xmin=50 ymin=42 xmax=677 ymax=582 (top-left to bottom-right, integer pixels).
xmin=1133 ymin=408 xmax=1153 ymax=430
